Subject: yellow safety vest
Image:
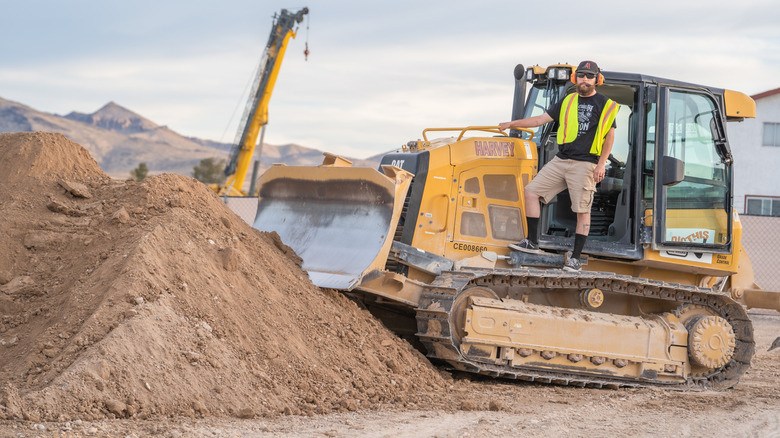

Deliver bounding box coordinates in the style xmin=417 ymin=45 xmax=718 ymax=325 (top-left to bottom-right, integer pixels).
xmin=557 ymin=93 xmax=620 ymax=156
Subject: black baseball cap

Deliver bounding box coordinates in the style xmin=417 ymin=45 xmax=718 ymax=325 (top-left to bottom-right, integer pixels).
xmin=577 ymin=60 xmax=599 ymax=74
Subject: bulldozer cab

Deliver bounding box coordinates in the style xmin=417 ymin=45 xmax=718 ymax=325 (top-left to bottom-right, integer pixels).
xmin=524 ymin=67 xmax=741 ymax=263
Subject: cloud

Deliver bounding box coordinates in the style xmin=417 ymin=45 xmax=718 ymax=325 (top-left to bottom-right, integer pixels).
xmin=1 ymin=0 xmax=779 ymax=160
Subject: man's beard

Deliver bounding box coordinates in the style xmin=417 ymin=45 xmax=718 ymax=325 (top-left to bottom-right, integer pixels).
xmin=577 ymin=82 xmax=594 ymax=95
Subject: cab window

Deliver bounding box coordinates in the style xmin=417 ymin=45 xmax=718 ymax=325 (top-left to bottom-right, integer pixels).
xmin=659 ymin=90 xmax=729 ymax=247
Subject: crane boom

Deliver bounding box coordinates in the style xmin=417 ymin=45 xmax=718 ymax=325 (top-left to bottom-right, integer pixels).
xmin=218 ymin=7 xmax=309 ymax=196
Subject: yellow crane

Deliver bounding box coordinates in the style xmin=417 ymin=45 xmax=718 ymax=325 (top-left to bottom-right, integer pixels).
xmin=215 ymin=7 xmax=309 ymax=196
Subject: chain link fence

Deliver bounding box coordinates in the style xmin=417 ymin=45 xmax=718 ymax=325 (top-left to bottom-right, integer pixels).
xmin=222 ymin=197 xmax=780 ymax=292
xmin=223 ymin=197 xmax=258 ymax=226
xmin=739 ymin=215 xmax=780 ymax=291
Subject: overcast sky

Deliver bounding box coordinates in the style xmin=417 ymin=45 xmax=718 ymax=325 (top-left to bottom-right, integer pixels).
xmin=2 ymin=0 xmax=779 ymax=159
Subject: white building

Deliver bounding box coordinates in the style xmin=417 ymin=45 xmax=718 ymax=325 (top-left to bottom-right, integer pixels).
xmin=729 ymin=87 xmax=780 ymax=215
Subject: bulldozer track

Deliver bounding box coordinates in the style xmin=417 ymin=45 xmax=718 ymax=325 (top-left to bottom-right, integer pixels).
xmin=415 ymin=268 xmax=755 ymax=390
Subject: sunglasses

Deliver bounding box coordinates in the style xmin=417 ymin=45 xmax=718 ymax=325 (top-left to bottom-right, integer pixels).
xmin=576 ymin=72 xmax=596 ymax=79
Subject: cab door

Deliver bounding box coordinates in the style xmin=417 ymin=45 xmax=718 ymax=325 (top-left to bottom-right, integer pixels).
xmin=652 ymin=86 xmax=732 ymax=257
xmin=449 ymin=166 xmax=525 ymax=257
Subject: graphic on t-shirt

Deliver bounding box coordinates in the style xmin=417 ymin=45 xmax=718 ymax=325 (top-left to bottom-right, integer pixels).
xmin=578 ymin=103 xmax=595 ymax=134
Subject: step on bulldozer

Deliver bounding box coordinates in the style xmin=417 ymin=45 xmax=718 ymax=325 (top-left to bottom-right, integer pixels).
xmin=252 ymin=63 xmax=780 ymax=390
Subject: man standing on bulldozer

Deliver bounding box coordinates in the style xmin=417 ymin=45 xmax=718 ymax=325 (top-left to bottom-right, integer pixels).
xmin=499 ymin=60 xmax=620 ymax=272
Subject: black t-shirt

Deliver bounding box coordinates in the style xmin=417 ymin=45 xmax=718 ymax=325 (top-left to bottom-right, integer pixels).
xmin=547 ymin=92 xmax=616 ymax=164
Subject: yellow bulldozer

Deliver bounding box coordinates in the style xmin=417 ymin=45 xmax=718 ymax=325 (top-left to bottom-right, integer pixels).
xmin=252 ymin=63 xmax=780 ymax=390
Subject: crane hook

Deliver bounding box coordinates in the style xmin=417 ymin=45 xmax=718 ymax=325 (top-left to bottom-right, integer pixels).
xmin=303 ymin=11 xmax=310 ymax=61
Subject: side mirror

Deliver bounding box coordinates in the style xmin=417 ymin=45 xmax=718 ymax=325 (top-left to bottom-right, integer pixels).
xmin=662 ymin=156 xmax=685 ymax=186
xmin=710 ymin=110 xmax=726 ymax=141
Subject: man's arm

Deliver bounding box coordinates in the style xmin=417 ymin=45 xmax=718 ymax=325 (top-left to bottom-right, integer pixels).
xmin=499 ymin=113 xmax=553 ymax=131
xmin=594 ymin=127 xmax=616 ymax=183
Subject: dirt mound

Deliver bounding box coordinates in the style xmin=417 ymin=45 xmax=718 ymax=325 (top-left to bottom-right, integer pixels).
xmin=0 ymin=132 xmax=446 ymax=422
xmin=0 ymin=132 xmax=103 ymax=183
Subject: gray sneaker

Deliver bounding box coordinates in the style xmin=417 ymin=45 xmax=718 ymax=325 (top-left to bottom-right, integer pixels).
xmin=509 ymin=239 xmax=541 ymax=254
xmin=563 ymin=257 xmax=582 ymax=272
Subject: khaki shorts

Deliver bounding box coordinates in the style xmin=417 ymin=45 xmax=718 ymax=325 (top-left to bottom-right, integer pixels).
xmin=525 ymin=156 xmax=596 ymax=213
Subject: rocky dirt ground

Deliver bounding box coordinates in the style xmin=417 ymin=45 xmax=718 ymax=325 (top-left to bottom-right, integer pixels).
xmin=0 ymin=132 xmax=778 ymax=437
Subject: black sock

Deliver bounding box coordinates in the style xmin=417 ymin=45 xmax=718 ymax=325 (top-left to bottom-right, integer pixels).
xmin=572 ymin=233 xmax=587 ymax=259
xmin=526 ymin=217 xmax=539 ymax=244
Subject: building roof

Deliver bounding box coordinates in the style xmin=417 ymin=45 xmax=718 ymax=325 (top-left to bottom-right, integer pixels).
xmin=751 ymin=87 xmax=780 ymax=100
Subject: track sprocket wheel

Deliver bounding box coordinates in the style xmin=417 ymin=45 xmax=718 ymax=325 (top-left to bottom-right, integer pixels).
xmin=674 ymin=304 xmax=736 ymax=377
xmin=687 ymin=315 xmax=736 ymax=369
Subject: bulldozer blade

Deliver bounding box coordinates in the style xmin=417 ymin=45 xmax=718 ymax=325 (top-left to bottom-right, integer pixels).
xmin=252 ymin=164 xmax=413 ymax=290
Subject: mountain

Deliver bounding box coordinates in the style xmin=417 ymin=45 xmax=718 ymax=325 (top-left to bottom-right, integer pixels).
xmin=0 ymin=97 xmax=379 ymax=187
xmin=64 ymin=102 xmax=158 ymax=134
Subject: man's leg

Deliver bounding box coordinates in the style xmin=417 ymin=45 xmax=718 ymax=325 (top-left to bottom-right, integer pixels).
xmin=572 ymin=212 xmax=590 ymax=260
xmin=525 ymin=189 xmax=541 ymax=218
xmin=563 ymin=212 xmax=590 ymax=272
xmin=563 ymin=160 xmax=596 ymax=271
xmin=511 ymin=157 xmax=567 ymax=253
xmin=524 ymin=189 xmax=540 ymax=244
xmin=509 ymin=188 xmax=542 ymax=253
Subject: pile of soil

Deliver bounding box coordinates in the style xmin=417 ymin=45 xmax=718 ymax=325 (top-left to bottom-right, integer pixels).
xmin=1 ymin=132 xmax=779 ymax=436
xmin=0 ymin=132 xmax=448 ymax=422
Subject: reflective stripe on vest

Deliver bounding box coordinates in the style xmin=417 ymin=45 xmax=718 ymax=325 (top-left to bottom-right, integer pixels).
xmin=556 ymin=94 xmax=620 ymax=156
